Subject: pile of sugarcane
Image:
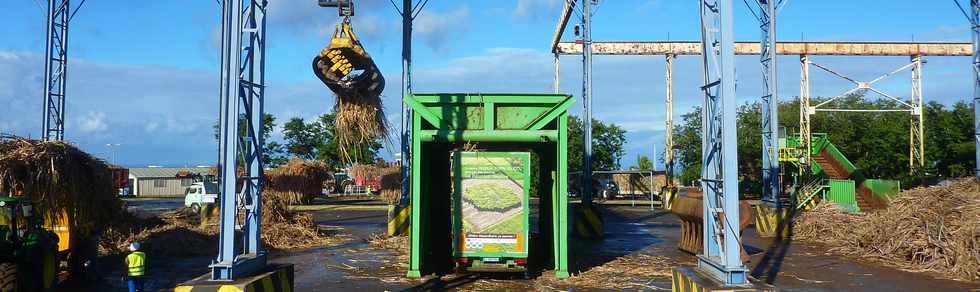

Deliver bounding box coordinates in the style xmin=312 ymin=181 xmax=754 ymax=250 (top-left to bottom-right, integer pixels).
xmin=264 ymin=159 xmax=331 ymax=205
xmin=378 ymin=164 xmax=401 ymax=205
xmin=0 ymin=135 xmax=122 ymax=240
xmin=794 ymin=178 xmax=980 ymax=281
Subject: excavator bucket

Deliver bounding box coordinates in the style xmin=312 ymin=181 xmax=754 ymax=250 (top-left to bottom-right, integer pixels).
xmin=313 ymin=19 xmax=385 ymax=99
xmin=669 ymin=188 xmax=753 ymax=262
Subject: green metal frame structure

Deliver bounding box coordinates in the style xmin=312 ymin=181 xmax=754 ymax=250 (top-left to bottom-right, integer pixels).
xmin=405 ymin=93 xmax=573 ymax=279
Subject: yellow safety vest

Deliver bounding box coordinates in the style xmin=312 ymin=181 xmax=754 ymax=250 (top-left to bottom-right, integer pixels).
xmin=126 ymin=251 xmax=145 ymax=277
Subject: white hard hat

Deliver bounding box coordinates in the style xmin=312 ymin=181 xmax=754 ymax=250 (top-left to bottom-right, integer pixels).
xmin=129 ymin=242 xmax=141 ymax=251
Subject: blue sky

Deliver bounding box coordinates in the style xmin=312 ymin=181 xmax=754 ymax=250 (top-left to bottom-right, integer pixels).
xmin=1 ymin=0 xmax=975 ymax=168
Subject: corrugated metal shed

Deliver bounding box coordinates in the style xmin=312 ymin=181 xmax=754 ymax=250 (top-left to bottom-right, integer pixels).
xmin=129 ymin=167 xmax=209 ymax=178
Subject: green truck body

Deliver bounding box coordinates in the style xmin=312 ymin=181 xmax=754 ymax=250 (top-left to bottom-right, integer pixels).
xmin=452 ymin=151 xmax=531 ymax=272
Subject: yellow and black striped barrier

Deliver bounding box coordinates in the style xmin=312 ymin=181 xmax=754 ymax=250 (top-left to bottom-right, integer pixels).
xmin=175 ymin=264 xmax=293 ymax=292
xmin=799 ymin=195 xmax=819 ymax=211
xmin=662 ymin=186 xmax=678 ymax=210
xmin=200 ymin=203 xmax=220 ymax=225
xmin=671 ymin=266 xmax=775 ymax=292
xmin=573 ymin=203 xmax=604 ymax=239
xmin=386 ymin=204 xmax=411 ymax=237
xmin=753 ymin=204 xmax=790 ymax=239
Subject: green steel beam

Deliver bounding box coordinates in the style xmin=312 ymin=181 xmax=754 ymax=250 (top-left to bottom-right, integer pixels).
xmin=403 ymin=95 xmax=444 ymax=129
xmin=528 ymin=96 xmax=576 ymax=130
xmin=407 ymin=113 xmax=422 ymax=279
xmin=419 ymin=130 xmax=559 ymax=142
xmin=554 ymin=112 xmax=570 ymax=278
xmin=411 ymin=93 xmax=572 ymax=104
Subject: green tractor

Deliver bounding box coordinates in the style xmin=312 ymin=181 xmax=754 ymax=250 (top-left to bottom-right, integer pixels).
xmin=0 ymin=197 xmax=59 ymax=292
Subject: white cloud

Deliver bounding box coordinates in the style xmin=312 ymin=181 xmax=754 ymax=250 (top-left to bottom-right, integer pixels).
xmin=0 ymin=51 xmax=219 ymax=165
xmin=515 ymin=0 xmax=560 ymax=19
xmin=78 ymin=111 xmax=108 ymax=133
xmin=413 ymin=5 xmax=471 ymax=51
xmin=144 ymin=121 xmax=160 ymax=133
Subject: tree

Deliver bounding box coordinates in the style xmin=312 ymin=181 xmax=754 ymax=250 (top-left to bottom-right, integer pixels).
xmin=673 ymin=92 xmax=977 ymax=192
xmin=674 ymin=108 xmax=702 ymax=186
xmin=632 ymin=155 xmax=654 ymax=170
xmin=280 ymin=112 xmax=382 ymax=170
xmin=212 ymin=113 xmax=286 ymax=167
xmin=282 ymin=117 xmax=326 ymax=160
xmin=567 ymin=116 xmax=628 ymax=171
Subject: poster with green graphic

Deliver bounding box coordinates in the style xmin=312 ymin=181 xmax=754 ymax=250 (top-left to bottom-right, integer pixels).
xmin=453 ymin=151 xmax=530 ymax=258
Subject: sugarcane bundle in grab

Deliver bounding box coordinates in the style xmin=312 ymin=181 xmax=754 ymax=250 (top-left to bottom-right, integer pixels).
xmin=313 ymin=17 xmax=387 ymax=161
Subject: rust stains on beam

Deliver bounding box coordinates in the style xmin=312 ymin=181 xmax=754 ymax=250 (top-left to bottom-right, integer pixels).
xmin=556 ymin=41 xmax=973 ymax=56
xmin=550 ymin=0 xmax=577 ymax=53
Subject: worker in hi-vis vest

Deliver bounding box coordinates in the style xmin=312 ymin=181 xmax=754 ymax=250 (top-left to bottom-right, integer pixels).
xmin=125 ymin=242 xmax=145 ymax=292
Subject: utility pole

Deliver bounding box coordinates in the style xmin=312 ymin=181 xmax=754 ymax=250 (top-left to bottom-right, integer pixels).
xmin=106 ymin=143 xmax=121 ymax=165
xmin=401 ymin=0 xmax=413 ymax=206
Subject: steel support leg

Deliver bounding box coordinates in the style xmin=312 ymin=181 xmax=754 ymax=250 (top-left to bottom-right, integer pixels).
xmin=799 ymin=55 xmax=812 ymax=170
xmin=400 ymin=0 xmax=413 ymax=206
xmin=42 ymin=0 xmax=70 ymax=141
xmin=581 ymin=0 xmax=594 ymax=204
xmin=211 ymin=0 xmax=268 ymax=281
xmin=698 ymin=0 xmax=747 ymax=286
xmin=971 ymin=0 xmax=980 ymax=176
xmin=758 ymin=0 xmax=780 ymax=207
xmin=554 ymin=54 xmax=561 ymax=93
xmin=665 ymin=54 xmax=675 ymax=187
xmin=910 ymin=55 xmax=925 ymax=173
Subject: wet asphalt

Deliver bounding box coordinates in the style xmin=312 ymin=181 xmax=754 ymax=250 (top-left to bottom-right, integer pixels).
xmin=98 ymin=198 xmax=980 ymax=291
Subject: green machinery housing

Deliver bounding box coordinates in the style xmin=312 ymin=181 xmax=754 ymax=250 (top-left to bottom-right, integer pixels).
xmin=779 ymin=133 xmax=901 ymax=212
xmin=405 ymin=93 xmax=572 ymax=279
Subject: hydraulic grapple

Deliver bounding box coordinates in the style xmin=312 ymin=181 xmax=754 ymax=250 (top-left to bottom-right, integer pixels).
xmin=312 ymin=19 xmax=385 ymax=100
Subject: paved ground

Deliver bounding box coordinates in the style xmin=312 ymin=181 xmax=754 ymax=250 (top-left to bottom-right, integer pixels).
xmin=122 ymin=197 xmax=184 ymax=218
xmin=89 ymin=198 xmax=980 ymax=291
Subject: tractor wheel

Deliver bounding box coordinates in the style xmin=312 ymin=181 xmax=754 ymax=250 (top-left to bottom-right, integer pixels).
xmin=42 ymin=247 xmax=57 ymax=291
xmin=0 ymin=262 xmax=18 ymax=292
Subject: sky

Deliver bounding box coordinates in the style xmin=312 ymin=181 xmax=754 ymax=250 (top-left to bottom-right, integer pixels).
xmin=0 ymin=0 xmax=975 ymax=169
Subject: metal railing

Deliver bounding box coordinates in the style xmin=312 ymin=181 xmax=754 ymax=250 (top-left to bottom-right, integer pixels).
xmin=795 ymin=178 xmax=828 ymax=210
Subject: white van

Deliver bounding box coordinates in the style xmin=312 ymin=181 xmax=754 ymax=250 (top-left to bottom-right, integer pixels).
xmin=184 ymin=182 xmax=218 ymax=214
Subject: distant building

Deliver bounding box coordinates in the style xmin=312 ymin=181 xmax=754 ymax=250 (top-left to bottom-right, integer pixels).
xmin=128 ymin=167 xmax=211 ymax=197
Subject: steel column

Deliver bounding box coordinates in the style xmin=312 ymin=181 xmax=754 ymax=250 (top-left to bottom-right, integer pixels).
xmin=211 ymin=0 xmax=268 ymax=280
xmin=758 ymin=0 xmax=780 ymax=206
xmin=400 ymin=0 xmax=413 ymax=205
xmin=800 ymin=55 xmax=812 ymax=170
xmin=665 ymin=54 xmax=675 ymax=187
xmin=554 ymin=54 xmax=561 ymax=93
xmin=581 ymin=0 xmax=594 ymax=204
xmin=42 ymin=0 xmax=70 ymax=141
xmin=697 ymin=0 xmax=747 ymax=285
xmin=971 ymin=0 xmax=980 ymax=176
xmin=910 ymin=55 xmax=925 ymax=173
